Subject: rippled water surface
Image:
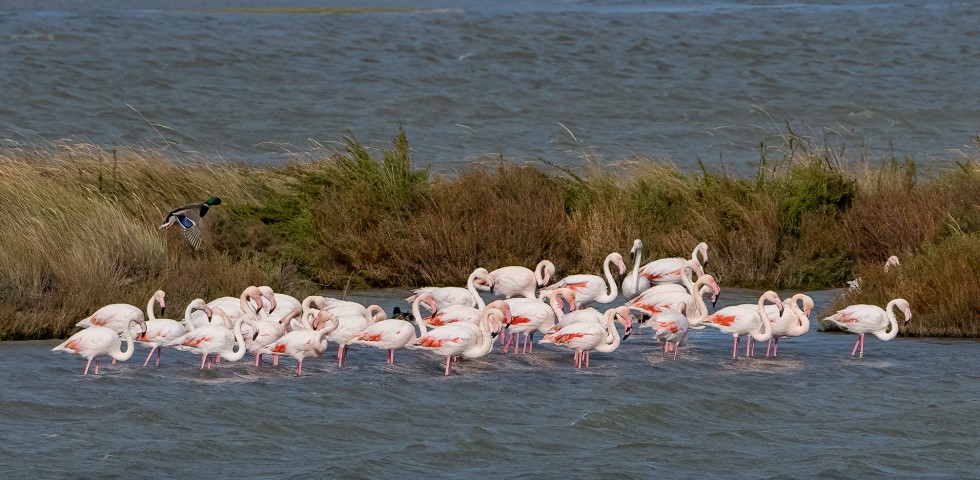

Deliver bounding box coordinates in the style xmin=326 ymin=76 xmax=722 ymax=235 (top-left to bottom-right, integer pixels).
xmin=3 ymin=289 xmax=978 ymax=478
xmin=1 ymin=0 xmax=978 ymax=172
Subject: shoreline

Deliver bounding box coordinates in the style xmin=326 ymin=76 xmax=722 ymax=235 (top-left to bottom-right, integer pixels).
xmin=1 ymin=130 xmax=977 ymax=339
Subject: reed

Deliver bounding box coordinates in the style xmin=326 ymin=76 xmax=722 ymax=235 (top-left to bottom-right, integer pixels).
xmin=1 ymin=131 xmax=977 ymax=339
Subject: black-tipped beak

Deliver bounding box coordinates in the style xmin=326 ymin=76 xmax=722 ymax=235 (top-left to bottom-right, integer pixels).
xmin=491 ymin=331 xmax=500 ymax=339
xmin=160 ymin=306 xmax=166 ymax=316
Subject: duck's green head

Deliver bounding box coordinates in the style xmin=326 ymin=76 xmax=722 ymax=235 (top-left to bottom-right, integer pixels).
xmin=205 ymin=197 xmax=222 ymax=206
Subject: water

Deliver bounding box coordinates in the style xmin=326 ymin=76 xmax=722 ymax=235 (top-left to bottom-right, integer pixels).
xmin=1 ymin=1 xmax=978 ymax=173
xmin=4 ymin=288 xmax=978 ymax=478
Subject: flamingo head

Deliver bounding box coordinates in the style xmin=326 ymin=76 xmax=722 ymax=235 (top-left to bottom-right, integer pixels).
xmin=630 ymin=239 xmax=643 ymax=256
xmin=762 ymin=291 xmax=783 ymax=313
xmin=897 ymin=299 xmax=912 ymax=326
xmin=280 ymin=307 xmax=303 ymax=327
xmin=537 ymin=260 xmax=556 ymax=286
xmin=258 ymin=286 xmax=278 ymax=313
xmin=686 ymin=259 xmax=706 ymax=279
xmin=800 ymin=295 xmax=815 ymax=318
xmin=611 ymin=252 xmax=627 ymax=275
xmin=154 ymin=290 xmax=167 ymax=316
xmin=696 ymin=242 xmax=709 ymax=266
xmin=486 ymin=300 xmax=513 ymax=325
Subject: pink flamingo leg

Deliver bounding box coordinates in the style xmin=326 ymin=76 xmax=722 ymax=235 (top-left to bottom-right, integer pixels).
xmin=585 ymin=351 xmax=591 ymax=368
xmin=573 ymin=351 xmax=580 ymax=368
xmin=766 ymin=338 xmax=773 ymax=358
xmin=773 ymin=338 xmax=779 ymax=357
xmin=94 ymin=359 xmax=101 ymax=374
xmin=672 ymin=342 xmax=679 ymax=360
xmin=851 ymin=335 xmax=861 ymax=357
xmin=255 ymin=353 xmax=262 ymax=367
xmin=143 ymin=347 xmax=156 ymax=367
xmin=83 ymin=358 xmax=94 ymax=376
xmin=503 ymin=333 xmax=514 ymax=353
xmin=859 ymin=333 xmax=865 ymax=357
xmin=273 ymin=355 xmax=279 ymax=366
xmin=200 ymin=354 xmax=208 ymax=369
xmin=732 ymin=335 xmax=740 ymax=359
xmin=444 ymin=356 xmax=452 ymax=376
xmin=387 ymin=349 xmax=395 ymax=364
xmin=527 ymin=333 xmax=534 ymax=353
xmin=296 ymin=359 xmax=303 ymax=376
xmin=155 ymin=348 xmax=162 ymax=367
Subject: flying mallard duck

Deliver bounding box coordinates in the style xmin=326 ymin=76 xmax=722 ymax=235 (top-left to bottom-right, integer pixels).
xmin=159 ymin=197 xmax=221 ymax=250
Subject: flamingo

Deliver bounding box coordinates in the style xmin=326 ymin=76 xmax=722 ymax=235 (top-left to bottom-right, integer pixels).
xmin=168 ymin=308 xmax=248 ymax=369
xmin=638 ymin=242 xmax=708 ymax=285
xmin=52 ymin=316 xmax=147 ymax=376
xmin=502 ymin=288 xmax=575 ymax=354
xmin=190 ymin=286 xmax=263 ymax=328
xmin=406 ymin=267 xmax=493 ymax=310
xmin=247 ymin=308 xmax=302 ymax=367
xmin=648 ymin=300 xmax=691 ymax=360
xmin=422 ymin=299 xmax=512 ymax=329
xmin=622 ymin=239 xmax=652 ymax=299
xmin=407 ymin=304 xmax=505 ymax=376
xmin=346 ymin=294 xmax=440 ymax=364
xmin=626 ymin=274 xmax=721 ymax=325
xmin=701 ymin=290 xmax=782 ymax=359
xmin=132 ymin=298 xmax=211 ymax=367
xmin=539 ymin=306 xmax=633 ymax=368
xmin=256 ymin=286 xmax=302 ymax=317
xmin=259 ymin=310 xmax=339 ymax=376
xmin=76 ymin=290 xmax=165 ymax=333
xmin=481 ymin=260 xmax=556 ymax=299
xmin=824 ymin=298 xmax=912 ymax=357
xmin=765 ymin=293 xmax=814 ymax=357
xmin=326 ymin=304 xmax=387 ymax=368
xmin=541 ymin=252 xmax=626 ymax=308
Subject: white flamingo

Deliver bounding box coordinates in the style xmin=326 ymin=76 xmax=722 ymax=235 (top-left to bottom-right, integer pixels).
xmin=406 ymin=267 xmax=493 ymax=309
xmin=626 ymin=274 xmax=721 ymax=325
xmin=346 ymin=294 xmax=440 ymax=365
xmin=481 ymin=260 xmax=556 ymax=299
xmin=76 ymin=290 xmax=165 ymax=334
xmin=191 ymin=286 xmax=263 ymax=328
xmin=327 ymin=305 xmax=387 ymax=368
xmin=247 ymin=308 xmax=302 ymax=367
xmin=648 ymin=300 xmax=692 ymax=360
xmin=541 ymin=252 xmax=626 ymax=308
xmin=259 ymin=310 xmax=339 ymax=376
xmin=132 ymin=298 xmax=211 ymax=367
xmin=168 ymin=308 xmax=248 ymax=369
xmin=701 ymin=290 xmax=783 ymax=359
xmin=53 ymin=316 xmax=147 ymax=376
xmin=407 ymin=305 xmax=505 ymax=376
xmin=765 ymin=293 xmax=814 ymax=357
xmin=824 ymin=298 xmax=911 ymax=357
xmin=502 ymin=288 xmax=576 ymax=354
xmin=622 ymin=239 xmax=651 ymax=298
xmin=539 ymin=306 xmax=633 ymax=368
xmin=639 ymin=242 xmax=708 ymax=285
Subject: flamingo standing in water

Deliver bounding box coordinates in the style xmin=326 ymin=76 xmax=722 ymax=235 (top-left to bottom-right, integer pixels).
xmin=53 ymin=316 xmax=148 ymax=375
xmin=76 ymin=290 xmax=165 ymax=333
xmin=648 ymin=300 xmax=692 ymax=360
xmin=824 ymin=298 xmax=911 ymax=357
xmin=407 ymin=305 xmax=506 ymax=376
xmin=638 ymin=242 xmax=708 ymax=285
xmin=481 ymin=260 xmax=556 ymax=299
xmin=347 ymin=293 xmax=440 ymax=365
xmin=626 ymin=274 xmax=721 ymax=326
xmin=541 ymin=252 xmax=626 ymax=308
xmin=247 ymin=308 xmax=302 ymax=367
xmin=327 ymin=304 xmax=387 ymax=368
xmin=133 ymin=298 xmax=211 ymax=367
xmin=502 ymin=288 xmax=576 ymax=354
xmin=622 ymin=239 xmax=651 ymax=299
xmin=765 ymin=293 xmax=814 ymax=357
xmin=191 ymin=286 xmax=263 ymax=328
xmin=406 ymin=267 xmax=493 ymax=309
xmin=701 ymin=290 xmax=783 ymax=359
xmin=259 ymin=310 xmax=339 ymax=376
xmin=539 ymin=306 xmax=633 ymax=368
xmin=168 ymin=308 xmax=248 ymax=369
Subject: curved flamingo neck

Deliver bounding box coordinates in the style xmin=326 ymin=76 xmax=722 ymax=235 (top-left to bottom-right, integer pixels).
xmin=787 ymin=294 xmax=811 ymax=336
xmin=876 ymin=300 xmax=902 ymax=341
xmin=224 ymin=318 xmax=248 ymax=361
xmin=535 ymin=260 xmax=555 ymax=286
xmin=466 ymin=272 xmax=486 ymax=309
xmin=110 ymin=319 xmax=138 ymax=361
xmin=145 ymin=294 xmax=159 ymax=322
xmin=751 ymin=293 xmax=776 ymax=341
xmin=595 ymin=308 xmax=624 ymax=353
xmin=412 ymin=295 xmax=430 ymax=336
xmin=597 ymin=254 xmax=620 ymax=303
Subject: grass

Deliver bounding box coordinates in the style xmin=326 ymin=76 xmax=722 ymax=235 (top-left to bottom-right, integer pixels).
xmin=1 ymin=131 xmax=977 ymax=339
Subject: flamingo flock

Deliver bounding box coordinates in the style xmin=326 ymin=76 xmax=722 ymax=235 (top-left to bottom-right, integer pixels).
xmin=51 ymin=241 xmax=912 ymax=376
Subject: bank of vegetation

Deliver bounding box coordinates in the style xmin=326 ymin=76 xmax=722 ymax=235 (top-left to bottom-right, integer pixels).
xmin=1 ymin=129 xmax=977 ymax=339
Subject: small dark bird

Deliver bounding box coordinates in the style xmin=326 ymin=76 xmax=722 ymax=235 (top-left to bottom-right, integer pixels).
xmin=159 ymin=197 xmax=221 ymax=250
